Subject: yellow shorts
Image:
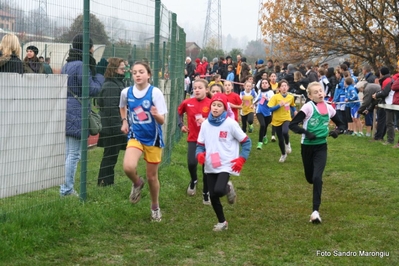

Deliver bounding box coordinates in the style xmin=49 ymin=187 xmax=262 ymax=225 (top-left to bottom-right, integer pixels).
xmin=126 ymin=139 xmax=162 ymax=164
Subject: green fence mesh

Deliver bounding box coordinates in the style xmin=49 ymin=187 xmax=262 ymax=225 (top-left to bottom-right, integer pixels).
xmin=0 ymin=0 xmax=186 ymax=215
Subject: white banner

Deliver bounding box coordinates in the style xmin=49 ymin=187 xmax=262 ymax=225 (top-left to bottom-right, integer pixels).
xmin=0 ymin=73 xmax=67 ymax=198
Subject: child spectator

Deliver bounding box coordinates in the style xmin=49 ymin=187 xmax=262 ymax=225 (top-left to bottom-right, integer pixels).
xmin=208 ymin=74 xmax=223 ymax=88
xmin=344 ymin=77 xmax=363 ymax=136
xmin=196 ymin=93 xmax=252 ymax=231
xmin=333 ymin=68 xmax=347 ymax=132
xmin=267 ymin=79 xmax=297 ymax=162
xmin=254 ymin=79 xmax=274 ymax=149
xmin=224 ymin=80 xmax=242 ymax=122
xmin=178 ymin=79 xmax=212 ymax=204
xmin=289 ymin=82 xmax=345 ymax=223
xmin=119 ymin=61 xmax=168 ymax=222
xmin=226 ymin=65 xmax=235 ymax=81
xmin=240 ymin=81 xmax=257 ymax=133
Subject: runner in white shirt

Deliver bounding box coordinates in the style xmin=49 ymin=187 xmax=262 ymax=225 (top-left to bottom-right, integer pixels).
xmin=196 ymin=93 xmax=252 ymax=231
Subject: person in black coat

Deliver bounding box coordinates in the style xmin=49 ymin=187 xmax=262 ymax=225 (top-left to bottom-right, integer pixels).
xmin=97 ymin=57 xmax=128 ymax=186
xmin=0 ymin=34 xmax=23 ymax=73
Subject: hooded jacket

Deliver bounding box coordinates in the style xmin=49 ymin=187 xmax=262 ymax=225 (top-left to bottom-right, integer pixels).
xmin=63 ymin=49 xmax=104 ymax=139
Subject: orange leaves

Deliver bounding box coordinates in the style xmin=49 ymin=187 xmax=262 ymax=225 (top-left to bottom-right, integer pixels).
xmin=258 ymin=0 xmax=399 ymax=70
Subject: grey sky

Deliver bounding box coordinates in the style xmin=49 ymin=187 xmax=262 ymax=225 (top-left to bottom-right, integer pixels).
xmin=161 ymin=0 xmax=261 ymax=49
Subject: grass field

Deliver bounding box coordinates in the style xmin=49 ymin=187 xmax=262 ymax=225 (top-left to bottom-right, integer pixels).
xmin=0 ymin=126 xmax=398 ymax=265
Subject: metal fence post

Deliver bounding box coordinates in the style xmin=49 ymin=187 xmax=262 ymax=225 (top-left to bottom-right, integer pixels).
xmin=154 ymin=0 xmax=161 ymax=87
xmin=80 ymin=0 xmax=90 ymax=201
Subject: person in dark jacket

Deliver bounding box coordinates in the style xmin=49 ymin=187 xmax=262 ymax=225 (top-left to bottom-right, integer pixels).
xmin=23 ymin=45 xmax=45 ymax=74
xmin=326 ymin=67 xmax=337 ymax=98
xmin=305 ymin=62 xmax=318 ymax=82
xmin=97 ymin=58 xmax=128 ymax=186
xmin=60 ymin=34 xmax=105 ymax=196
xmin=0 ymin=33 xmax=23 ymax=74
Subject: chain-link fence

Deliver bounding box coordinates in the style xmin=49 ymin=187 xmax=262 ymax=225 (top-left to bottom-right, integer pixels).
xmin=0 ymin=0 xmax=186 ymax=215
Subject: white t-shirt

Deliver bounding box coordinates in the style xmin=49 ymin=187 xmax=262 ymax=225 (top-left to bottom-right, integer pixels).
xmin=197 ymin=117 xmax=247 ymax=176
xmin=119 ymin=84 xmax=168 ymax=115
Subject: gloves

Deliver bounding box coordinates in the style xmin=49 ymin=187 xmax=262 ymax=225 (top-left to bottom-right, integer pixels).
xmin=197 ymin=152 xmax=206 ymax=165
xmin=231 ymin=157 xmax=246 ymax=173
xmin=305 ymin=131 xmax=316 ymax=140
xmin=329 ymin=130 xmax=339 ymax=138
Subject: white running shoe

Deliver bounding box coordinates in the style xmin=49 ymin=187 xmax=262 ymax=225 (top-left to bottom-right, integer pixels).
xmin=279 ymin=154 xmax=287 ymax=163
xmin=129 ymin=178 xmax=144 ymax=204
xmin=285 ymin=143 xmax=292 ymax=154
xmin=151 ymin=208 xmax=162 ymax=222
xmin=203 ymin=193 xmax=211 ymax=205
xmin=309 ymin=210 xmax=322 ymax=224
xmin=213 ymin=221 xmax=228 ymax=231
xmin=271 ymin=136 xmax=276 ymax=142
xmin=186 ymin=181 xmax=197 ymax=196
xmin=226 ymin=181 xmax=237 ymax=204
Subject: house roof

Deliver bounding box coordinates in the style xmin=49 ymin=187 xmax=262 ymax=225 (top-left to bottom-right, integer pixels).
xmin=0 ymin=10 xmax=15 ymax=18
xmin=186 ymin=42 xmax=201 ymax=50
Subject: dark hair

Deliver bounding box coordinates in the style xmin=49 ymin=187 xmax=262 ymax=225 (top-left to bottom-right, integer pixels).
xmin=133 ymin=61 xmax=152 ymax=76
xmin=343 ymin=61 xmax=351 ymax=68
xmin=345 ymin=77 xmax=353 ymax=85
xmin=318 ymin=68 xmax=326 ymax=76
xmin=104 ymin=57 xmax=125 ymax=78
xmin=209 ymin=83 xmax=224 ymax=92
xmin=278 ymin=79 xmax=289 ymax=88
xmin=340 ymin=64 xmax=348 ymax=71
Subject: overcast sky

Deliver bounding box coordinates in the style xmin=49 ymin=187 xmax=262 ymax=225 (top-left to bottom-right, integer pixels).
xmin=161 ymin=0 xmax=261 ymax=48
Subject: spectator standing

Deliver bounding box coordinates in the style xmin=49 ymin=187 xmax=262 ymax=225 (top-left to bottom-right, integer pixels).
xmin=356 ymin=81 xmax=381 ymax=137
xmin=97 ymin=57 xmax=127 ymax=186
xmin=43 ymin=57 xmax=53 ymax=74
xmin=185 ymin=57 xmax=196 ymax=94
xmin=0 ymin=33 xmax=23 ymax=74
xmin=23 ymin=45 xmax=45 ymax=74
xmin=60 ymin=34 xmax=105 ymax=196
xmin=305 ymin=63 xmax=318 ymax=83
xmin=374 ymin=67 xmax=396 ymax=145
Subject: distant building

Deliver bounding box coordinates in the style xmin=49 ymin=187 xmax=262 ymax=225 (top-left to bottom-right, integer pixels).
xmin=144 ymin=35 xmax=169 ymax=47
xmin=0 ymin=10 xmax=15 ymax=32
xmin=186 ymin=42 xmax=201 ymax=59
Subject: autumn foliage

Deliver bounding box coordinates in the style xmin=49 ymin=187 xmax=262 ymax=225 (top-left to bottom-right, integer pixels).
xmin=260 ymin=0 xmax=399 ymax=71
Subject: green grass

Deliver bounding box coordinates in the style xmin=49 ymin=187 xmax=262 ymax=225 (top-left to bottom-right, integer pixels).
xmin=0 ymin=128 xmax=398 ymax=265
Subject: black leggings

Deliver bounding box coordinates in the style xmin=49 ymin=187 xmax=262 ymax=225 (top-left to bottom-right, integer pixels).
xmin=301 ymin=144 xmax=327 ymax=212
xmin=241 ymin=113 xmax=254 ymax=133
xmin=275 ymin=121 xmax=290 ymax=155
xmin=256 ymin=113 xmax=272 ymax=142
xmin=207 ymin=172 xmax=230 ymax=223
xmin=187 ymin=142 xmax=208 ymax=194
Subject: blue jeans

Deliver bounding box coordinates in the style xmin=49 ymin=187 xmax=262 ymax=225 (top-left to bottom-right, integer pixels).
xmin=60 ymin=136 xmax=81 ymax=196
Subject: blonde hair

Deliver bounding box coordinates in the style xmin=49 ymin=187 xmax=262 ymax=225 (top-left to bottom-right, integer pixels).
xmin=306 ymin=81 xmax=322 ymax=95
xmin=294 ymin=71 xmax=303 ymax=82
xmin=0 ymin=34 xmax=21 ymax=58
xmin=244 ymin=81 xmax=253 ymax=87
xmin=224 ymin=80 xmax=233 ymax=86
xmin=193 ymin=78 xmax=209 ymax=88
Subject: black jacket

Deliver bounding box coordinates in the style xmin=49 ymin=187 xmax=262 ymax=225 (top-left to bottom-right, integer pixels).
xmin=97 ymin=76 xmax=127 ymax=149
xmin=0 ymin=53 xmax=23 ymax=74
